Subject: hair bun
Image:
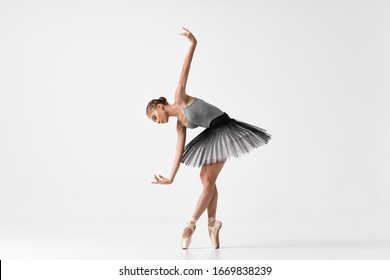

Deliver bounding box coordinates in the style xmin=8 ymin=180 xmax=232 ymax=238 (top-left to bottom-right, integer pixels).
xmin=158 ymin=96 xmax=168 ymax=105
xmin=146 ymin=96 xmax=169 ymax=115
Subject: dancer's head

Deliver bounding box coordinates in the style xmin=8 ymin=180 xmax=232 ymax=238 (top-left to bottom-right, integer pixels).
xmin=146 ymin=96 xmax=169 ymax=124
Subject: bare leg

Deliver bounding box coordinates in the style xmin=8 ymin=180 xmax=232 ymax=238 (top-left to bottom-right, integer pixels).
xmin=182 ymin=162 xmax=225 ymax=239
xmin=207 ymin=185 xmax=218 ymax=219
xmin=193 ymin=162 xmax=224 ymax=219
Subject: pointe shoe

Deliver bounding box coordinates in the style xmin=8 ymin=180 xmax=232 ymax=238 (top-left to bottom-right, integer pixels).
xmin=181 ymin=222 xmax=196 ymax=249
xmin=208 ymin=220 xmax=222 ymax=249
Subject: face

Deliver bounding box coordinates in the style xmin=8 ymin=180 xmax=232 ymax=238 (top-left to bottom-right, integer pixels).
xmin=148 ymin=105 xmax=169 ymax=124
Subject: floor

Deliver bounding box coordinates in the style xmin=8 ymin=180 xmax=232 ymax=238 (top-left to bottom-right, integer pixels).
xmin=1 ymin=222 xmax=389 ymax=260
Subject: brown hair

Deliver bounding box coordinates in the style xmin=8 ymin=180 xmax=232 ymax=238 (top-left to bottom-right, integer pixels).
xmin=146 ymin=96 xmax=169 ymax=116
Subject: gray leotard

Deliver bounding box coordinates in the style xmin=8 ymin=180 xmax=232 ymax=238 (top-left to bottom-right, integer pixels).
xmin=178 ymin=98 xmax=224 ymax=129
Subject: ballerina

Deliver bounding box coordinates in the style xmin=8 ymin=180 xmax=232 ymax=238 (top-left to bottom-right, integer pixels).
xmin=146 ymin=27 xmax=271 ymax=249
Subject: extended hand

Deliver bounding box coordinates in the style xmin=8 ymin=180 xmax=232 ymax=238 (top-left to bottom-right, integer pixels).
xmin=151 ymin=174 xmax=173 ymax=185
xmin=179 ymin=27 xmax=197 ymax=44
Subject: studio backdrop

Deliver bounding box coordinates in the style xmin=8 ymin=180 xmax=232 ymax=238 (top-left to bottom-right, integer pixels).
xmin=0 ymin=0 xmax=389 ymax=237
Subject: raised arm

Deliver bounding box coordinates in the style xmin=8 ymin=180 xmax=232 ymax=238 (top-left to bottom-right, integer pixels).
xmin=175 ymin=27 xmax=197 ymax=102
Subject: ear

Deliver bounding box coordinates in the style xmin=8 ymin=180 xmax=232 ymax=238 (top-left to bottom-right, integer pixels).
xmin=157 ymin=104 xmax=163 ymax=110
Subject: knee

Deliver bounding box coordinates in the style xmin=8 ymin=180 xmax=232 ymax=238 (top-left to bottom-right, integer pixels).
xmin=200 ymin=172 xmax=215 ymax=188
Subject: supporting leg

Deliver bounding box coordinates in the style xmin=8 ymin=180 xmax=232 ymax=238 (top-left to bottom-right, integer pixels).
xmin=182 ymin=162 xmax=225 ymax=240
xmin=207 ymin=185 xmax=218 ymax=220
xmin=192 ymin=162 xmax=225 ymax=220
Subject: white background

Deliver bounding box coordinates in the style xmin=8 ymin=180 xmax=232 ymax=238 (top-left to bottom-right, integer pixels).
xmin=1 ymin=0 xmax=389 ymax=259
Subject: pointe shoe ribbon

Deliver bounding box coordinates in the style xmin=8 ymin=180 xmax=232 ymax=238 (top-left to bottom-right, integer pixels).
xmin=208 ymin=220 xmax=222 ymax=249
xmin=181 ymin=222 xmax=196 ymax=249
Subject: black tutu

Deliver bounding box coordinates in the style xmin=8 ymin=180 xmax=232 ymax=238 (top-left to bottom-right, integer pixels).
xmin=181 ymin=113 xmax=271 ymax=167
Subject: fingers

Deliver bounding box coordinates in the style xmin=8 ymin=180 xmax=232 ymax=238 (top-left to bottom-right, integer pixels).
xmin=179 ymin=27 xmax=191 ymax=37
xmin=151 ymin=174 xmax=160 ymax=184
xmin=151 ymin=174 xmax=168 ymax=184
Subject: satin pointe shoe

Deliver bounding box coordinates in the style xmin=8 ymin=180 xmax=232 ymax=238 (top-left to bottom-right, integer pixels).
xmin=208 ymin=220 xmax=222 ymax=249
xmin=181 ymin=222 xmax=196 ymax=249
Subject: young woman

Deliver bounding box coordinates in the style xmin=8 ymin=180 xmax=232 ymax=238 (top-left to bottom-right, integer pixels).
xmin=146 ymin=28 xmax=271 ymax=249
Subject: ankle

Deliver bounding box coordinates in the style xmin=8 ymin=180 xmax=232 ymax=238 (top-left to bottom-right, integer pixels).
xmin=185 ymin=217 xmax=197 ymax=230
xmin=208 ymin=217 xmax=216 ymax=225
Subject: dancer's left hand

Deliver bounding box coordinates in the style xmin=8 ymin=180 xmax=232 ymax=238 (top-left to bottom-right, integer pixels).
xmin=151 ymin=174 xmax=173 ymax=185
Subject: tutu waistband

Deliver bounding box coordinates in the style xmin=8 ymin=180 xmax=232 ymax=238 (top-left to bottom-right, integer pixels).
xmin=209 ymin=113 xmax=231 ymax=129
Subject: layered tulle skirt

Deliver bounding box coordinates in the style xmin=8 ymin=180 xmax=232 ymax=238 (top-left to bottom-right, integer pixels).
xmin=181 ymin=113 xmax=271 ymax=167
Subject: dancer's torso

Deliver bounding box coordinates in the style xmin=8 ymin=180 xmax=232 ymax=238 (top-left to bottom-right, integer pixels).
xmin=177 ymin=98 xmax=224 ymax=129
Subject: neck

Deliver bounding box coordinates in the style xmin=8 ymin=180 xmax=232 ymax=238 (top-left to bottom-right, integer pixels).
xmin=164 ymin=104 xmax=180 ymax=117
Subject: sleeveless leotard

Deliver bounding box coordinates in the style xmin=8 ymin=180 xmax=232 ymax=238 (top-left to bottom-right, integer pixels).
xmin=178 ymin=98 xmax=224 ymax=129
